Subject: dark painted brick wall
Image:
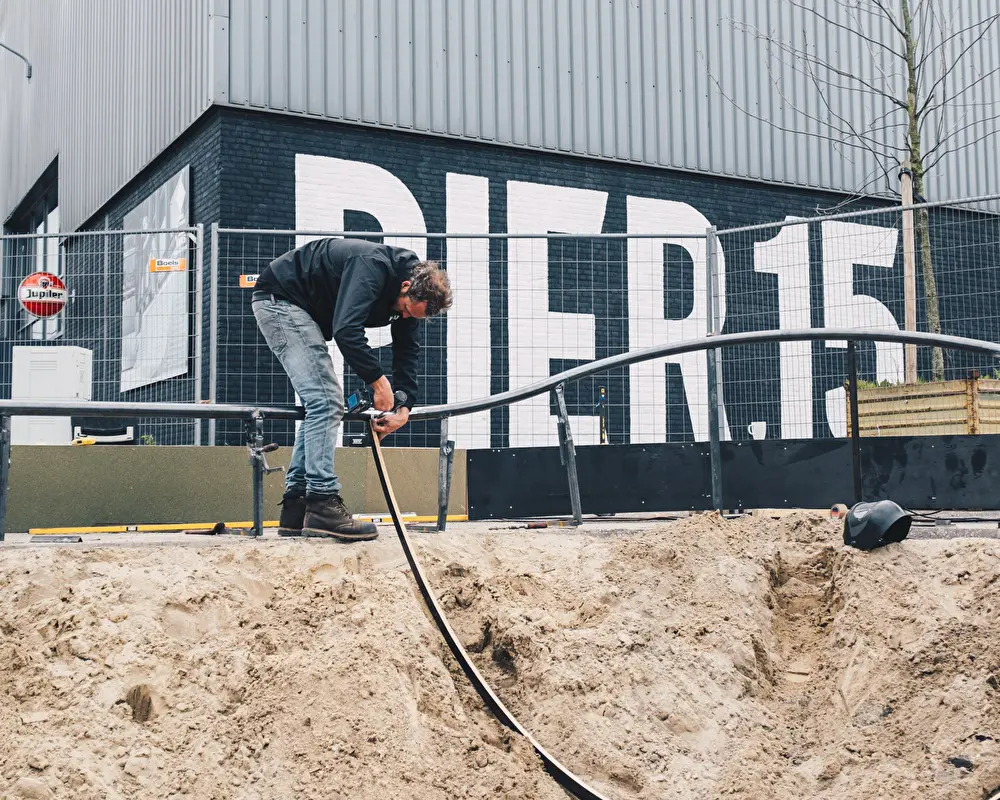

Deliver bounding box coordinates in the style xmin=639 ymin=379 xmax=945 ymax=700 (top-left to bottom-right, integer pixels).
xmin=0 ymin=110 xmax=222 ymax=445
xmin=5 ymin=106 xmax=997 ymax=451
xmin=213 ymin=109 xmax=1000 ymax=448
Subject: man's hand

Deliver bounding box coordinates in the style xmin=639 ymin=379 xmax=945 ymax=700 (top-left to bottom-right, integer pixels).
xmin=371 ymin=376 xmax=394 ymax=411
xmin=373 ymin=406 xmax=409 ymax=440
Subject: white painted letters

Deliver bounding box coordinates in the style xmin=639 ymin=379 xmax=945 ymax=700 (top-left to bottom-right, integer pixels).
xmin=754 ymin=217 xmax=813 ymax=439
xmin=822 ymin=220 xmax=902 ymax=437
xmin=506 ymin=181 xmax=608 ymax=447
xmin=627 ymin=197 xmax=731 ymax=443
xmin=445 ymin=173 xmax=492 ymax=450
xmin=294 ymin=154 xmax=427 ymax=444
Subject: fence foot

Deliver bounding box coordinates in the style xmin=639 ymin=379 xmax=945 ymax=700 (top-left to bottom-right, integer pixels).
xmin=553 ymin=384 xmax=583 ymax=526
xmin=436 ymin=418 xmax=455 ymax=532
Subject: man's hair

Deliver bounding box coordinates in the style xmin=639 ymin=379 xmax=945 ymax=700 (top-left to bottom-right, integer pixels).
xmin=407 ymin=260 xmax=453 ymax=316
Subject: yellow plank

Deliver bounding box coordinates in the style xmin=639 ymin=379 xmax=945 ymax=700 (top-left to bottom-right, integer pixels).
xmin=30 ymin=521 xmax=272 ymax=535
xmin=29 ymin=514 xmax=469 ymax=535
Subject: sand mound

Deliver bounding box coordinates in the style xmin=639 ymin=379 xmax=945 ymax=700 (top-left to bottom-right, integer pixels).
xmin=1 ymin=513 xmax=999 ymax=799
xmin=0 ymin=542 xmax=563 ymax=800
xmin=425 ymin=514 xmax=1000 ymax=799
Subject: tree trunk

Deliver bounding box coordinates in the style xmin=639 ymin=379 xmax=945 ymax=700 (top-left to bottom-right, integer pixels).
xmin=913 ymin=166 xmax=944 ymax=380
xmin=902 ymin=0 xmax=945 ymax=380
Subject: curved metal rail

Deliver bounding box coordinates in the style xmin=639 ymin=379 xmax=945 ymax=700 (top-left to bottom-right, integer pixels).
xmin=409 ymin=327 xmax=1000 ymax=421
xmin=1 ymin=329 xmax=997 ymax=424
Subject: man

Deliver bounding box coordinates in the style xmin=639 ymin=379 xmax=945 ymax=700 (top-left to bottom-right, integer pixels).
xmin=251 ymin=237 xmax=453 ymax=541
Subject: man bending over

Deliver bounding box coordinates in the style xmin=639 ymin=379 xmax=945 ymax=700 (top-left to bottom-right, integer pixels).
xmin=252 ymin=238 xmax=452 ymax=541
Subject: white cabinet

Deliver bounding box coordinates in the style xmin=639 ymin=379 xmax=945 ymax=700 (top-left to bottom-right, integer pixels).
xmin=11 ymin=346 xmax=93 ymax=445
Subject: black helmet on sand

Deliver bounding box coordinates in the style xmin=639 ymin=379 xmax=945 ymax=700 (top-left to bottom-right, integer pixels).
xmin=843 ymin=500 xmax=912 ymax=551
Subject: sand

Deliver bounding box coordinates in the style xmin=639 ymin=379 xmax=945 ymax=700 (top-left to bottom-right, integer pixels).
xmin=1 ymin=513 xmax=998 ymax=799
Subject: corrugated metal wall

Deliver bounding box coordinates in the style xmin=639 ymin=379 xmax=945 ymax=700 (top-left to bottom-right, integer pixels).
xmin=222 ymin=0 xmax=1000 ymax=203
xmin=0 ymin=0 xmax=214 ymax=231
xmin=2 ymin=1 xmax=998 ymax=230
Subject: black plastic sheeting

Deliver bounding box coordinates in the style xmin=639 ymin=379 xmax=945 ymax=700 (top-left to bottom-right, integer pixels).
xmin=468 ymin=435 xmax=1000 ymax=518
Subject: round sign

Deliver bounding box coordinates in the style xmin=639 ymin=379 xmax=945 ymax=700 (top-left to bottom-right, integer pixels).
xmin=18 ymin=272 xmax=67 ymax=318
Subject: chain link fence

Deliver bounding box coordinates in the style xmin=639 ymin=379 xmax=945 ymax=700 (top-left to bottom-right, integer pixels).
xmin=0 ymin=227 xmax=205 ymax=445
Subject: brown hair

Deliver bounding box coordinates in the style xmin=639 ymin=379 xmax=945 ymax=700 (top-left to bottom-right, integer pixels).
xmin=407 ymin=260 xmax=453 ymax=316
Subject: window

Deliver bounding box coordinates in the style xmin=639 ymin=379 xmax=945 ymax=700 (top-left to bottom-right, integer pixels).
xmin=5 ymin=163 xmax=62 ymax=340
xmin=27 ymin=203 xmax=63 ymax=341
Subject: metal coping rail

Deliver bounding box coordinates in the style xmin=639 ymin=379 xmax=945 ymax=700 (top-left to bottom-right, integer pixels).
xmin=1 ymin=329 xmax=998 ymax=424
xmin=411 ymin=328 xmax=1000 ymax=421
xmin=2 ymin=328 xmax=999 ymax=542
xmin=0 ymin=228 xmax=198 ymax=240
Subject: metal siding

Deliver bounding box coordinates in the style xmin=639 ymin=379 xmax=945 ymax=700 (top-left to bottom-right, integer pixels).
xmin=0 ymin=0 xmax=212 ymax=231
xmin=5 ymin=0 xmax=1000 ymax=231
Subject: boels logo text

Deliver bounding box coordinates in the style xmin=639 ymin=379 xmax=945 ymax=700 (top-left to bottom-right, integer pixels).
xmin=18 ymin=272 xmax=67 ymax=318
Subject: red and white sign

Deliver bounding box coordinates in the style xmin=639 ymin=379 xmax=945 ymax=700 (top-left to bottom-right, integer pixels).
xmin=18 ymin=272 xmax=67 ymax=318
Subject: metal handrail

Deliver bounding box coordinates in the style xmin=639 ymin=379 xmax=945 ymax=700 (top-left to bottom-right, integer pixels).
xmin=0 ymin=400 xmax=302 ymax=420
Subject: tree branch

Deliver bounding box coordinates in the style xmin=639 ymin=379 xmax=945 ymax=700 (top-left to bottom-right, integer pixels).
xmin=705 ymin=65 xmax=906 ymax=156
xmin=920 ymin=65 xmax=1000 ymax=118
xmin=917 ymin=15 xmax=1000 ymax=118
xmin=736 ymin=21 xmax=908 ymax=106
xmin=849 ymin=2 xmax=906 ymax=95
xmin=761 ymin=45 xmax=905 ymax=153
xmin=924 ymin=121 xmax=1000 ymax=173
xmin=782 ymin=0 xmax=904 ymax=57
xmin=803 ymin=55 xmax=897 ymax=191
xmin=869 ymin=0 xmax=907 ymax=39
xmin=917 ymin=14 xmax=1000 ymax=71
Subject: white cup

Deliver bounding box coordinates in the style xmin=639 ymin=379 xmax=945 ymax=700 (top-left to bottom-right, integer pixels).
xmin=748 ymin=421 xmax=767 ymax=440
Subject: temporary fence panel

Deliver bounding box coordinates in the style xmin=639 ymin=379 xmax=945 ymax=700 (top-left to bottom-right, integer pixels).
xmin=714 ymin=195 xmax=1000 ymax=441
xmin=212 ymin=229 xmax=714 ymax=451
xmin=0 ymin=227 xmax=204 ymax=446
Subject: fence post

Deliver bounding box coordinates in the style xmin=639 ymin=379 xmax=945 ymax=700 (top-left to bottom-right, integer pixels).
xmin=847 ymin=341 xmax=862 ymax=504
xmin=208 ymin=224 xmax=219 ymax=446
xmin=553 ymin=383 xmax=583 ymax=525
xmin=249 ymin=411 xmax=265 ymax=537
xmin=899 ymin=163 xmax=919 ymax=384
xmin=436 ymin=418 xmax=455 ymax=532
xmin=705 ymin=227 xmax=724 ymax=511
xmin=0 ymin=415 xmax=10 ymax=542
xmin=193 ymin=223 xmax=205 ymax=445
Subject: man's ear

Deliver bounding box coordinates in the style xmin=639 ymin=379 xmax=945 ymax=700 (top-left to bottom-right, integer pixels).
xmin=400 ymin=280 xmax=411 ymax=294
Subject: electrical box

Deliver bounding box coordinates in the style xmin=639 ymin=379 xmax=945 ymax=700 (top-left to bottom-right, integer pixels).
xmin=11 ymin=346 xmax=93 ymax=445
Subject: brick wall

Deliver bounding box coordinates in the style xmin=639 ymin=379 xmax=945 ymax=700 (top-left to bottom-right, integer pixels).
xmin=6 ymin=106 xmax=997 ymax=451
xmin=214 ymin=109 xmax=1000 ymax=448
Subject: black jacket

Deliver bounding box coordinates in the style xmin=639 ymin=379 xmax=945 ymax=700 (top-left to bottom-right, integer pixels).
xmin=255 ymin=238 xmax=421 ymax=408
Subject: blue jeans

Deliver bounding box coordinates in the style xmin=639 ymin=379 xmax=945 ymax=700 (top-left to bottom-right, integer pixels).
xmin=252 ymin=295 xmax=343 ymax=496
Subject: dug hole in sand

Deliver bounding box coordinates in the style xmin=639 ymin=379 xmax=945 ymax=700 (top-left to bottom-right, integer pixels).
xmin=0 ymin=512 xmax=998 ymax=799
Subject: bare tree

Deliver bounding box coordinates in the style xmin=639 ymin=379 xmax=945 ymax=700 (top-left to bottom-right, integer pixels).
xmin=710 ymin=0 xmax=1000 ymax=381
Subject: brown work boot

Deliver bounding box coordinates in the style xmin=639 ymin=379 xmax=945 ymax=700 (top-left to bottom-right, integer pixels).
xmin=301 ymin=493 xmax=378 ymax=542
xmin=277 ymin=492 xmax=307 ymax=537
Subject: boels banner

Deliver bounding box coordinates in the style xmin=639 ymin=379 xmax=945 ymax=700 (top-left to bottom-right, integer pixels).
xmin=18 ymin=272 xmax=67 ymax=318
